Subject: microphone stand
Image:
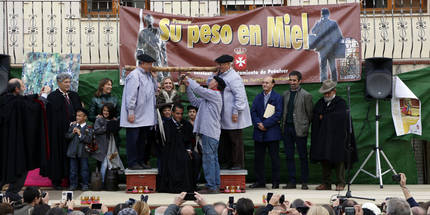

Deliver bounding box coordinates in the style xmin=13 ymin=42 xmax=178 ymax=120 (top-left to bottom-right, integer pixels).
xmin=337 ymin=85 xmax=375 ymax=201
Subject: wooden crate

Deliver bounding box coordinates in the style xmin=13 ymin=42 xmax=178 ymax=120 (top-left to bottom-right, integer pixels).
xmin=220 ymin=169 xmax=248 ymax=193
xmin=125 ymin=169 xmax=158 ymax=193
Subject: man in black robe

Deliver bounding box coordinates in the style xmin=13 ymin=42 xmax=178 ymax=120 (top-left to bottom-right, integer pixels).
xmin=157 ymin=104 xmax=199 ymax=193
xmin=40 ymin=73 xmax=82 ymax=189
xmin=310 ymin=80 xmax=357 ymax=191
xmin=0 ymin=79 xmax=49 ymax=201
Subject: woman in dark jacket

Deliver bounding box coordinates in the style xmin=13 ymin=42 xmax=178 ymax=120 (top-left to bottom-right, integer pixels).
xmin=88 ymin=78 xmax=120 ymax=123
xmin=92 ymin=103 xmax=121 ymax=184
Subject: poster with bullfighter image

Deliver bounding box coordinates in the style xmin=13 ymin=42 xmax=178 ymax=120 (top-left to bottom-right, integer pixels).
xmin=119 ymin=3 xmax=361 ymax=85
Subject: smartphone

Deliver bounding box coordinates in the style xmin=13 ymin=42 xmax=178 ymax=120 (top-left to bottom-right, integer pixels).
xmin=184 ymin=193 xmax=196 ymax=201
xmin=279 ymin=195 xmax=285 ymax=204
xmin=41 ymin=192 xmax=47 ymax=198
xmin=345 ymin=207 xmax=355 ymax=215
xmin=91 ymin=203 xmax=102 ymax=210
xmin=228 ymin=196 xmax=234 ymax=205
xmin=67 ymin=192 xmax=73 ymax=201
xmin=266 ymin=193 xmax=273 ymax=203
xmin=62 ymin=191 xmax=73 ymax=202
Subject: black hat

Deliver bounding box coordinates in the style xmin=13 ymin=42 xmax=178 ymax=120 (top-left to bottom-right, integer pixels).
xmin=137 ymin=54 xmax=156 ymax=63
xmin=213 ymin=76 xmax=226 ymax=91
xmin=215 ymin=55 xmax=234 ymax=63
xmin=321 ymin=8 xmax=330 ymax=16
xmin=76 ymin=107 xmax=89 ymax=116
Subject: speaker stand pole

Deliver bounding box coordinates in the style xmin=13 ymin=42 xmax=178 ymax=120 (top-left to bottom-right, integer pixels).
xmin=350 ymin=99 xmax=397 ymax=188
xmin=338 ymin=85 xmax=375 ymax=202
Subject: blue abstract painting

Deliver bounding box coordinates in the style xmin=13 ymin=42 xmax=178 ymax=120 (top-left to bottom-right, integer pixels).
xmin=22 ymin=52 xmax=80 ymax=94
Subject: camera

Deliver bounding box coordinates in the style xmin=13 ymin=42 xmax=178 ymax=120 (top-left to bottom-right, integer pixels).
xmin=141 ymin=195 xmax=149 ymax=202
xmin=184 ymin=193 xmax=196 ymax=201
xmin=339 ymin=198 xmax=347 ymax=205
xmin=392 ymin=174 xmax=401 ymax=182
xmin=61 ymin=191 xmax=73 ymax=202
xmin=126 ymin=198 xmax=136 ymax=206
xmin=345 ymin=207 xmax=355 ymax=215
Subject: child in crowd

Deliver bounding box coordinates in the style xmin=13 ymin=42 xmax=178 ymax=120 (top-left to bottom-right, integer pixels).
xmin=66 ymin=108 xmax=93 ymax=191
xmin=187 ymin=105 xmax=198 ymax=126
xmin=93 ymin=103 xmax=123 ymax=185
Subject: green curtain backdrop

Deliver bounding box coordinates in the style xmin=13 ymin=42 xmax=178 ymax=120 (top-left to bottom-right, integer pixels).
xmin=11 ymin=66 xmax=430 ymax=184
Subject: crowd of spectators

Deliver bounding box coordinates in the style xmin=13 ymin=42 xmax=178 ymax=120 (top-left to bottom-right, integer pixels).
xmin=0 ymin=172 xmax=429 ymax=215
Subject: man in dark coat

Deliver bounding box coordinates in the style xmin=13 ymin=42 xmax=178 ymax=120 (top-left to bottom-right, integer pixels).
xmin=0 ymin=79 xmax=50 ymax=201
xmin=41 ymin=73 xmax=82 ymax=189
xmin=310 ymin=8 xmax=344 ymax=82
xmin=157 ymin=104 xmax=198 ymax=193
xmin=249 ymin=76 xmax=282 ymax=189
xmin=310 ymin=80 xmax=357 ymax=191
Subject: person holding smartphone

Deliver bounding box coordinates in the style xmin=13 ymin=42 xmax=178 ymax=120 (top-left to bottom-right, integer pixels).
xmin=14 ymin=187 xmax=41 ymax=215
xmin=164 ymin=192 xmax=217 ymax=215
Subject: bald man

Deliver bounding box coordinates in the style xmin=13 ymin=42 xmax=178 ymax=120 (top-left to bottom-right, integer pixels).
xmin=0 ymin=78 xmax=50 ymax=201
xmin=249 ymin=76 xmax=283 ymax=189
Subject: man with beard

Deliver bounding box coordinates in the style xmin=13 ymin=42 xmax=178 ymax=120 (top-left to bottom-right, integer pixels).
xmin=0 ymin=79 xmax=50 ymax=200
xmin=41 ymin=73 xmax=82 ymax=190
xmin=310 ymin=80 xmax=357 ymax=191
xmin=157 ymin=104 xmax=199 ymax=193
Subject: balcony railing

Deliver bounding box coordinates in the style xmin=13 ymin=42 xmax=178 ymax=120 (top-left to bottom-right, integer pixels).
xmin=0 ymin=0 xmax=429 ymax=66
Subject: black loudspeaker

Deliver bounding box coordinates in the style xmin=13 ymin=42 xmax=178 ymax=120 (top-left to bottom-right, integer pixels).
xmin=0 ymin=55 xmax=11 ymax=95
xmin=365 ymin=57 xmax=393 ymax=99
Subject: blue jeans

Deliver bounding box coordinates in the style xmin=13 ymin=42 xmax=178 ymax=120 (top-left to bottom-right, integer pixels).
xmin=283 ymin=125 xmax=309 ymax=184
xmin=201 ymin=135 xmax=220 ymax=190
xmin=69 ymin=157 xmax=89 ymax=187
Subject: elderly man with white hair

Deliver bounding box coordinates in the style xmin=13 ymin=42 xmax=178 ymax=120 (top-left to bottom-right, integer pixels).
xmin=386 ymin=198 xmax=412 ymax=215
xmin=42 ymin=73 xmax=82 ymax=190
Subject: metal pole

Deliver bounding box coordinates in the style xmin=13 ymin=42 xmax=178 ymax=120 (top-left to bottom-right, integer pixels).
xmin=375 ymin=99 xmax=383 ymax=188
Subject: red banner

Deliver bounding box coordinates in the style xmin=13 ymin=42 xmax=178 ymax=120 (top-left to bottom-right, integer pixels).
xmin=120 ymin=3 xmax=361 ymax=85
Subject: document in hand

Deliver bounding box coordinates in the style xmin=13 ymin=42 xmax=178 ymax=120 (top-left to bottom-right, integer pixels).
xmin=263 ymin=104 xmax=275 ymax=118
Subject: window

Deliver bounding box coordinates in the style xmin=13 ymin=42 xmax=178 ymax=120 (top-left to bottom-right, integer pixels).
xmin=82 ymin=0 xmax=148 ymax=17
xmin=220 ymin=4 xmax=284 ymax=15
xmin=361 ymin=0 xmax=427 ymax=13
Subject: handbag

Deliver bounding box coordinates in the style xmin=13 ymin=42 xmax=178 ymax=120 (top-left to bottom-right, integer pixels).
xmin=85 ymin=125 xmax=98 ymax=153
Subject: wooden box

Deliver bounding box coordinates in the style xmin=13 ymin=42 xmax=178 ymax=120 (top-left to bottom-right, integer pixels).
xmin=125 ymin=168 xmax=158 ymax=193
xmin=220 ymin=169 xmax=248 ymax=193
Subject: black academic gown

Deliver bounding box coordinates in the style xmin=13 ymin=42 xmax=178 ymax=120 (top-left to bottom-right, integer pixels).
xmin=0 ymin=94 xmax=48 ymax=185
xmin=310 ymin=96 xmax=358 ymax=166
xmin=40 ymin=89 xmax=82 ymax=183
xmin=157 ymin=118 xmax=196 ymax=193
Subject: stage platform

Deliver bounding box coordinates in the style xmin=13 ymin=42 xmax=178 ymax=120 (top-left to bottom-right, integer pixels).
xmin=41 ymin=184 xmax=429 ymax=207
